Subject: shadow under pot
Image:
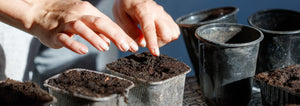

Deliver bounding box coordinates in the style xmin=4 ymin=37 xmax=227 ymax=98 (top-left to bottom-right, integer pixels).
xmin=106 ymin=52 xmax=191 ymax=106
xmin=248 ymin=9 xmax=300 ymax=74
xmin=44 ymin=68 xmax=134 ymax=106
xmin=176 ymin=6 xmax=239 ymax=84
xmin=195 ymin=23 xmax=264 ymax=106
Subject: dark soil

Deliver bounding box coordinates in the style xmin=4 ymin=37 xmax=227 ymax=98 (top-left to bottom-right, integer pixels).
xmin=0 ymin=78 xmax=53 ymax=105
xmin=255 ymin=64 xmax=300 ymax=94
xmin=106 ymin=52 xmax=191 ymax=81
xmin=47 ymin=69 xmax=133 ymax=98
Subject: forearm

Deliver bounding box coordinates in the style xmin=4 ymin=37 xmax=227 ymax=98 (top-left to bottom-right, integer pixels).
xmin=0 ymin=0 xmax=36 ymax=31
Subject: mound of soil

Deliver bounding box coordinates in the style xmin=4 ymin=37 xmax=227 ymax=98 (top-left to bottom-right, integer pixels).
xmin=106 ymin=52 xmax=191 ymax=81
xmin=255 ymin=64 xmax=300 ymax=94
xmin=0 ymin=78 xmax=54 ymax=105
xmin=47 ymin=69 xmax=133 ymax=98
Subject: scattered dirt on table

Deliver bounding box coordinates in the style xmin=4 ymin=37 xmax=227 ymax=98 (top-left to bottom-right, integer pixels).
xmin=0 ymin=78 xmax=54 ymax=105
xmin=106 ymin=52 xmax=191 ymax=81
xmin=255 ymin=64 xmax=300 ymax=94
xmin=47 ymin=69 xmax=133 ymax=98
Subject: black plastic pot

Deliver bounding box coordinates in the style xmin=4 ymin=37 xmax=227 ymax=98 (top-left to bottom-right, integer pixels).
xmin=248 ymin=9 xmax=300 ymax=74
xmin=195 ymin=23 xmax=264 ymax=106
xmin=176 ymin=6 xmax=239 ymax=84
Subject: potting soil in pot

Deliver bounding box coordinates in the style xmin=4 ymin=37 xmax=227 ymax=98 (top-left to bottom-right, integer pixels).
xmin=47 ymin=69 xmax=132 ymax=98
xmin=255 ymin=64 xmax=300 ymax=105
xmin=106 ymin=52 xmax=191 ymax=81
xmin=255 ymin=64 xmax=300 ymax=94
xmin=0 ymin=78 xmax=54 ymax=105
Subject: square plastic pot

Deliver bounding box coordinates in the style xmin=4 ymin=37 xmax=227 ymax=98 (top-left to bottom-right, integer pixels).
xmin=107 ymin=67 xmax=191 ymax=106
xmin=44 ymin=68 xmax=134 ymax=106
xmin=256 ymin=79 xmax=300 ymax=106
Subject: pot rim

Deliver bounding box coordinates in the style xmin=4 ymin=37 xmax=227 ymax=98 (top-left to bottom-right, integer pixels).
xmin=195 ymin=23 xmax=264 ymax=48
xmin=106 ymin=64 xmax=191 ymax=85
xmin=248 ymin=8 xmax=300 ymax=35
xmin=176 ymin=6 xmax=239 ymax=27
xmin=43 ymin=68 xmax=135 ymax=102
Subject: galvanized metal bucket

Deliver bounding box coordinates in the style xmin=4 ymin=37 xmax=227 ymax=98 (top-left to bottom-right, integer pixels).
xmin=195 ymin=23 xmax=264 ymax=106
xmin=107 ymin=66 xmax=191 ymax=106
xmin=248 ymin=9 xmax=300 ymax=74
xmin=44 ymin=68 xmax=134 ymax=106
xmin=176 ymin=6 xmax=239 ymax=84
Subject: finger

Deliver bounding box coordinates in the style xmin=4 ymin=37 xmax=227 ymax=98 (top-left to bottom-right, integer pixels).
xmin=134 ymin=7 xmax=159 ymax=56
xmin=64 ymin=20 xmax=109 ymax=52
xmin=98 ymin=33 xmax=111 ymax=46
xmin=155 ymin=19 xmax=173 ymax=47
xmin=155 ymin=19 xmax=180 ymax=47
xmin=138 ymin=16 xmax=159 ymax=56
xmin=56 ymin=33 xmax=88 ymax=55
xmin=81 ymin=16 xmax=139 ymax=52
xmin=115 ymin=8 xmax=145 ymax=47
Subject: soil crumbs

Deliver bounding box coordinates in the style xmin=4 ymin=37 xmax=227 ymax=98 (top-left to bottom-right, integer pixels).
xmin=0 ymin=78 xmax=53 ymax=105
xmin=47 ymin=69 xmax=132 ymax=98
xmin=255 ymin=64 xmax=300 ymax=94
xmin=106 ymin=52 xmax=191 ymax=82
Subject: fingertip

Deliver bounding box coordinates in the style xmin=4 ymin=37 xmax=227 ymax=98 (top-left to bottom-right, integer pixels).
xmin=150 ymin=47 xmax=160 ymax=57
xmin=57 ymin=33 xmax=89 ymax=55
xmin=154 ymin=48 xmax=160 ymax=57
xmin=139 ymin=38 xmax=146 ymax=47
xmin=130 ymin=42 xmax=139 ymax=53
xmin=79 ymin=47 xmax=89 ymax=55
xmin=119 ymin=41 xmax=130 ymax=52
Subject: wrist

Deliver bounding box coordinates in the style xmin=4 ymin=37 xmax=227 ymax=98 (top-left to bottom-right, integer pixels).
xmin=0 ymin=0 xmax=36 ymax=31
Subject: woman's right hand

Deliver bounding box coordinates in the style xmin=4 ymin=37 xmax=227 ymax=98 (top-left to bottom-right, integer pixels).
xmin=29 ymin=0 xmax=139 ymax=54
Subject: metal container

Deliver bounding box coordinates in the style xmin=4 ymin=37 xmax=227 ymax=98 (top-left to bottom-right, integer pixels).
xmin=195 ymin=23 xmax=264 ymax=106
xmin=248 ymin=9 xmax=300 ymax=74
xmin=107 ymin=66 xmax=191 ymax=106
xmin=44 ymin=68 xmax=134 ymax=106
xmin=176 ymin=6 xmax=239 ymax=84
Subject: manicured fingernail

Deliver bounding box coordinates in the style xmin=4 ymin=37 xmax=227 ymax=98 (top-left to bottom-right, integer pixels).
xmin=102 ymin=43 xmax=109 ymax=51
xmin=130 ymin=43 xmax=139 ymax=52
xmin=79 ymin=48 xmax=88 ymax=54
xmin=97 ymin=42 xmax=108 ymax=52
xmin=121 ymin=43 xmax=129 ymax=51
xmin=107 ymin=41 xmax=111 ymax=46
xmin=153 ymin=47 xmax=160 ymax=56
xmin=101 ymin=42 xmax=109 ymax=51
xmin=140 ymin=39 xmax=146 ymax=47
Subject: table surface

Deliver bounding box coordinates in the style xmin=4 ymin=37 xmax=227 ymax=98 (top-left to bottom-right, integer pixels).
xmin=183 ymin=76 xmax=262 ymax=106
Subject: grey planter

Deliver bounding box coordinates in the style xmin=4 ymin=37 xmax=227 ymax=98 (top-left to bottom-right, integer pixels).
xmin=195 ymin=23 xmax=264 ymax=106
xmin=107 ymin=66 xmax=191 ymax=106
xmin=176 ymin=6 xmax=239 ymax=84
xmin=248 ymin=9 xmax=300 ymax=74
xmin=44 ymin=68 xmax=134 ymax=106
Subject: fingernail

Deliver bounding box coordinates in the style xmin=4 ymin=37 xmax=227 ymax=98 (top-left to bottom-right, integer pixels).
xmin=140 ymin=39 xmax=146 ymax=47
xmin=97 ymin=42 xmax=108 ymax=52
xmin=102 ymin=43 xmax=110 ymax=51
xmin=121 ymin=43 xmax=129 ymax=51
xmin=130 ymin=43 xmax=139 ymax=52
xmin=153 ymin=47 xmax=160 ymax=56
xmin=79 ymin=48 xmax=88 ymax=54
xmin=107 ymin=41 xmax=111 ymax=46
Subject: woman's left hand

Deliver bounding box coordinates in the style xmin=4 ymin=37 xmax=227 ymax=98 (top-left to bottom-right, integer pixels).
xmin=113 ymin=0 xmax=180 ymax=56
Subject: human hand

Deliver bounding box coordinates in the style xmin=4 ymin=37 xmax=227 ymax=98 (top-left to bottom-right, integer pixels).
xmin=31 ymin=0 xmax=139 ymax=54
xmin=113 ymin=0 xmax=180 ymax=56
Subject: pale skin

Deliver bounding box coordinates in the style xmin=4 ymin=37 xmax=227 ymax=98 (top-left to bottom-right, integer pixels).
xmin=0 ymin=0 xmax=180 ymax=56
